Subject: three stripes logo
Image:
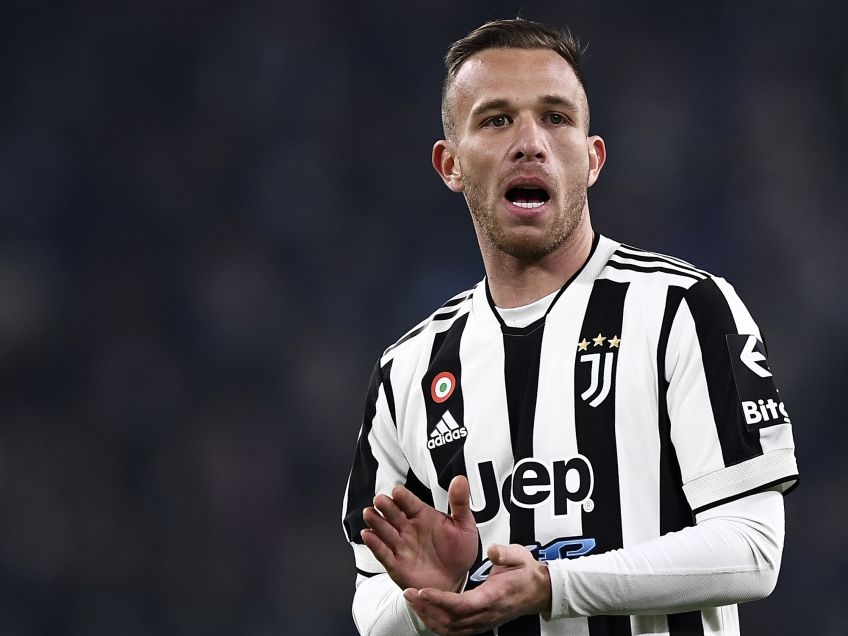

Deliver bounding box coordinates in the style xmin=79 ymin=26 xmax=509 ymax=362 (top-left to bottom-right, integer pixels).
xmin=577 ymin=333 xmax=621 ymax=408
xmin=427 ymin=410 xmax=468 ymax=449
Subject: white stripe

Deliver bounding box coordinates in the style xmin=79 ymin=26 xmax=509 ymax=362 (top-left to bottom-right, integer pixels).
xmin=533 ymin=280 xmax=592 ymax=541
xmin=369 ymin=384 xmax=409 ymax=498
xmin=713 ymin=278 xmax=761 ymax=339
xmin=665 ymin=300 xmax=727 ymax=495
xmin=599 ymin=265 xmax=702 ymax=288
xmin=615 ymin=283 xmax=665 ymax=548
xmin=542 ymin=617 xmax=591 ymax=635
xmin=536 ymin=281 xmax=592 ymax=636
xmin=630 ymin=615 xmax=669 ymax=634
xmin=460 ymin=313 xmax=512 ymax=548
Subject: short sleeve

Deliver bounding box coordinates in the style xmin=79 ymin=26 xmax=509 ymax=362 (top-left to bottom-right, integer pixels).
xmin=664 ymin=277 xmax=798 ymax=514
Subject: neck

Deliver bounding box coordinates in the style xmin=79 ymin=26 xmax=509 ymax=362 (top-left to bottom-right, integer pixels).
xmin=481 ymin=217 xmax=595 ymax=309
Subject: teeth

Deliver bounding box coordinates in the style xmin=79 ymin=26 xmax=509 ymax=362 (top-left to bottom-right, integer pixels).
xmin=513 ymin=201 xmax=544 ymax=209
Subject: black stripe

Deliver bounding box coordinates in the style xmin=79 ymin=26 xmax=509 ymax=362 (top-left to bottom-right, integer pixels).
xmin=606 ymin=259 xmax=704 ymax=281
xmin=691 ymin=475 xmax=799 ymax=515
xmin=384 ymin=291 xmax=473 ymax=355
xmin=422 ymin=314 xmax=470 ymax=493
xmin=574 ymin=279 xmax=632 ymax=636
xmin=421 ymin=313 xmax=491 ymax=620
xmin=498 ymin=320 xmax=545 ymax=636
xmin=433 ymin=307 xmax=462 ymax=321
xmin=615 ymin=245 xmax=708 ymax=276
xmin=683 ymin=279 xmax=763 ymax=465
xmin=343 ymin=362 xmax=387 ymax=543
xmin=656 ymin=287 xmax=696 ymax=536
xmin=382 ymin=359 xmax=397 ymax=425
xmin=355 ymin=567 xmax=379 ymax=578
xmin=667 ymin=611 xmax=706 ymax=634
xmin=404 ymin=466 xmax=434 ymax=508
xmin=441 ymin=290 xmax=474 ymax=308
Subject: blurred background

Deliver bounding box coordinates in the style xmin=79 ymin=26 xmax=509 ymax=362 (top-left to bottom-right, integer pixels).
xmin=1 ymin=0 xmax=845 ymax=634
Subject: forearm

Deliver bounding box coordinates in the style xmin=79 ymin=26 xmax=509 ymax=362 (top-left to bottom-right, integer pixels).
xmin=353 ymin=573 xmax=436 ymax=636
xmin=547 ymin=490 xmax=785 ymax=618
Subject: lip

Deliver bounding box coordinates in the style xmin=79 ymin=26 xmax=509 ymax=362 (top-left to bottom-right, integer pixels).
xmin=501 ymin=175 xmax=553 ymax=219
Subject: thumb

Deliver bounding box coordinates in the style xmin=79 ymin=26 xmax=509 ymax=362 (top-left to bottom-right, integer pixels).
xmin=488 ymin=543 xmax=531 ymax=567
xmin=447 ymin=475 xmax=473 ymax=524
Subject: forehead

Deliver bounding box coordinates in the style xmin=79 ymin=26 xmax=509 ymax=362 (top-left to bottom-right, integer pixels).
xmin=450 ymin=48 xmax=586 ymax=119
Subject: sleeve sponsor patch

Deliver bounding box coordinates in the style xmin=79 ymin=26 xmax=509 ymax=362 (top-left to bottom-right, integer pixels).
xmin=725 ymin=334 xmax=791 ymax=431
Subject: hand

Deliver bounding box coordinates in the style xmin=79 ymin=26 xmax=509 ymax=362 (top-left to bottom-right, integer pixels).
xmin=361 ymin=475 xmax=478 ymax=592
xmin=402 ymin=543 xmax=552 ymax=636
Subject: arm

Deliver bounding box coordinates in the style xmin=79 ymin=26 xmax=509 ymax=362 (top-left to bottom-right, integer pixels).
xmin=403 ymin=490 xmax=784 ymax=635
xmin=547 ymin=489 xmax=784 ymax=617
xmin=342 ymin=362 xmax=478 ymax=635
xmin=351 ymin=476 xmax=479 ymax=636
xmin=352 ymin=574 xmax=433 ymax=636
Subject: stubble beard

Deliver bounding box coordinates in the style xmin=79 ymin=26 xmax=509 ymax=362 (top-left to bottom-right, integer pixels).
xmin=464 ymin=175 xmax=589 ymax=262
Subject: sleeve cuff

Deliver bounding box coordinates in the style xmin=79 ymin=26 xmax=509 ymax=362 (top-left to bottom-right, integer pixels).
xmin=545 ymin=559 xmax=572 ymax=620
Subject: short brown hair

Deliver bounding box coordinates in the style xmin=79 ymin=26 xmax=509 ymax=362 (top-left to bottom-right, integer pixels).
xmin=441 ymin=18 xmax=589 ymax=138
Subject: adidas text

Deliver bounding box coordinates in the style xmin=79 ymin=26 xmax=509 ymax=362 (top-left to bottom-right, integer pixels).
xmin=427 ymin=428 xmax=467 ymax=449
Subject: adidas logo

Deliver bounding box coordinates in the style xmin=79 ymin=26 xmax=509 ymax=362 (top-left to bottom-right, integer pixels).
xmin=427 ymin=411 xmax=468 ymax=449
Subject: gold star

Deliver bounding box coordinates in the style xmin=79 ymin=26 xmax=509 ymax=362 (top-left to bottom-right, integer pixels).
xmin=577 ymin=338 xmax=590 ymax=351
xmin=608 ymin=335 xmax=621 ymax=348
xmin=592 ymin=333 xmax=606 ymax=347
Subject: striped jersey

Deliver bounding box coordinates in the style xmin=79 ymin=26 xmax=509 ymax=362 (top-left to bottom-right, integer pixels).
xmin=342 ymin=234 xmax=798 ymax=635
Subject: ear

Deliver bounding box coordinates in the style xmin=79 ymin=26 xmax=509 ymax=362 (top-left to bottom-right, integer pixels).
xmin=432 ymin=140 xmax=464 ymax=192
xmin=586 ymin=135 xmax=606 ymax=188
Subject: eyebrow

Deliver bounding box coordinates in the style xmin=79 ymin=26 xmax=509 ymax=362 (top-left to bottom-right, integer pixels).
xmin=470 ymin=94 xmax=580 ymax=119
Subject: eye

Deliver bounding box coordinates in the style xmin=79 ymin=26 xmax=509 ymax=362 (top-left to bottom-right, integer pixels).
xmin=545 ymin=112 xmax=568 ymax=125
xmin=484 ymin=115 xmax=511 ymax=128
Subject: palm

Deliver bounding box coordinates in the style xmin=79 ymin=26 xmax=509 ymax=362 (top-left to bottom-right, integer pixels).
xmin=362 ymin=475 xmax=479 ymax=591
xmin=399 ymin=498 xmax=478 ymax=589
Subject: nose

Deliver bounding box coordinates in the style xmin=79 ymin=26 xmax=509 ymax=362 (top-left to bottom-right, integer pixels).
xmin=511 ymin=118 xmax=546 ymax=162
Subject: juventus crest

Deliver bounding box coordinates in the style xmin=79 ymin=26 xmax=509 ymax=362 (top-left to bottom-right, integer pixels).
xmin=577 ymin=333 xmax=621 ymax=407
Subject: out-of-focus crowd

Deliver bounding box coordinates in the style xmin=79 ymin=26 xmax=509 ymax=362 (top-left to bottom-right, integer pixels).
xmin=1 ymin=1 xmax=845 ymax=634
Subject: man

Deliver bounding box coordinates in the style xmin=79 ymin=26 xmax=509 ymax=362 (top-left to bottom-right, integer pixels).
xmin=341 ymin=18 xmax=798 ymax=636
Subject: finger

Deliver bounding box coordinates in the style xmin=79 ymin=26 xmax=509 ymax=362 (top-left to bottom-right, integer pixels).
xmin=372 ymin=493 xmax=411 ymax=531
xmin=404 ymin=589 xmax=444 ymax=632
xmin=362 ymin=506 xmax=402 ymax=550
xmin=487 ymin=543 xmax=532 ymax=567
xmin=447 ymin=475 xmax=474 ymax=524
xmin=417 ymin=586 xmax=482 ymax=614
xmin=361 ymin=528 xmax=396 ymax=570
xmin=390 ymin=484 xmax=429 ymax=519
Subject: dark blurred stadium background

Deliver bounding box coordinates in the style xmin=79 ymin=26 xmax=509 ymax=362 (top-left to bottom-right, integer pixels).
xmin=1 ymin=0 xmax=845 ymax=634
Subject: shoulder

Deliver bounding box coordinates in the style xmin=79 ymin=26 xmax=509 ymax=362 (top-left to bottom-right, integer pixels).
xmin=379 ymin=283 xmax=480 ymax=363
xmin=599 ymin=241 xmax=715 ymax=290
xmin=596 ymin=238 xmax=755 ymax=327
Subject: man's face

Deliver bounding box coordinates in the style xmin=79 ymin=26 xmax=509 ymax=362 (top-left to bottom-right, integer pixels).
xmin=436 ymin=48 xmax=603 ymax=261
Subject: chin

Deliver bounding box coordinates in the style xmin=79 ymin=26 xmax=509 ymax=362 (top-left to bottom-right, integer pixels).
xmin=489 ymin=231 xmax=563 ymax=261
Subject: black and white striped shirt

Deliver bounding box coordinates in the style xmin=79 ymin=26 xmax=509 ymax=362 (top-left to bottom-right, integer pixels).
xmin=342 ymin=234 xmax=798 ymax=635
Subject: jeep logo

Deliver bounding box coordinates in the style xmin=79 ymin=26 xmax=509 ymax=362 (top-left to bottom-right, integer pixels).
xmin=471 ymin=456 xmax=595 ymax=525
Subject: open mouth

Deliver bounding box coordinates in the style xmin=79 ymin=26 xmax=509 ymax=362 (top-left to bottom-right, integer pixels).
xmin=505 ymin=186 xmax=550 ymax=209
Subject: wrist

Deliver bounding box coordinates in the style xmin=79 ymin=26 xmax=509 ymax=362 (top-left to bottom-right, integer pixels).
xmin=451 ymin=571 xmax=469 ymax=593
